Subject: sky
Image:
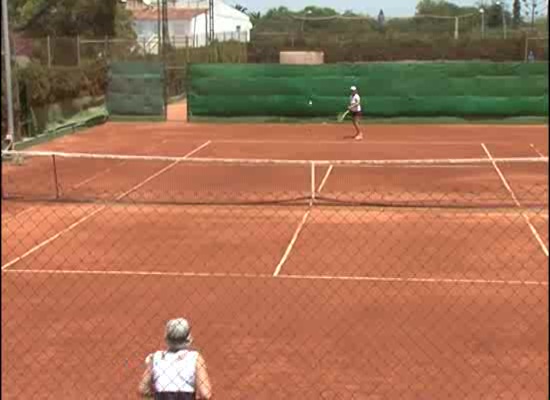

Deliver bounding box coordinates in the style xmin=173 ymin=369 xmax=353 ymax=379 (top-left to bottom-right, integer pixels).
xmin=235 ymin=0 xmax=481 ymax=17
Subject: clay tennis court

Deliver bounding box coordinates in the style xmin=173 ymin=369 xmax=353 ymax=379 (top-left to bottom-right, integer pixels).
xmin=2 ymin=118 xmax=548 ymax=398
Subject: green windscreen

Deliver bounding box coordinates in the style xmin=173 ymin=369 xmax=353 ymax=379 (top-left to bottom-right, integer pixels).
xmin=107 ymin=61 xmax=165 ymax=118
xmin=188 ymin=62 xmax=549 ymax=119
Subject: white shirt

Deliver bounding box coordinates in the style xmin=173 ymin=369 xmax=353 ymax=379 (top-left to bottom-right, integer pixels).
xmin=150 ymin=350 xmax=199 ymax=393
xmin=349 ymin=93 xmax=361 ymax=112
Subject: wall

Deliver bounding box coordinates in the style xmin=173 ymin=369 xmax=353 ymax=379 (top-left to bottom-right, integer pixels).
xmin=188 ymin=62 xmax=549 ymax=119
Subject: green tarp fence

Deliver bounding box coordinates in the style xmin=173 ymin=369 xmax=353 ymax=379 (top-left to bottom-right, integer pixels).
xmin=188 ymin=62 xmax=549 ymax=119
xmin=107 ymin=61 xmax=165 ymax=118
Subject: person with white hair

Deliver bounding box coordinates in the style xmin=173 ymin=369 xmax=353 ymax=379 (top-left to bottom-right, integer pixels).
xmin=139 ymin=318 xmax=212 ymax=399
xmin=348 ymin=86 xmax=364 ymax=140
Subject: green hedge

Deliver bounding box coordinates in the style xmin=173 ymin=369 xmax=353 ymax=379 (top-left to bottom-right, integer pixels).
xmin=18 ymin=61 xmax=108 ymax=109
xmin=248 ymin=37 xmax=530 ymax=63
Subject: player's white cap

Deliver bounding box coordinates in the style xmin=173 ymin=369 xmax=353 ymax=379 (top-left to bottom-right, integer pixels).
xmin=350 ymin=86 xmax=357 ymax=91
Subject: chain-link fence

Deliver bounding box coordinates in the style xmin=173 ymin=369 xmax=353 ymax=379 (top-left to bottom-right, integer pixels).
xmin=2 ymin=150 xmax=548 ymax=398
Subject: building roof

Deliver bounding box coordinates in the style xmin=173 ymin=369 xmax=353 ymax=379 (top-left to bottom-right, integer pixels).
xmin=130 ymin=7 xmax=207 ymax=21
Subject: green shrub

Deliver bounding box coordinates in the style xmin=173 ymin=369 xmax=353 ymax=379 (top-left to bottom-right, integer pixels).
xmin=247 ymin=36 xmax=529 ymax=63
xmin=18 ymin=61 xmax=108 ymax=108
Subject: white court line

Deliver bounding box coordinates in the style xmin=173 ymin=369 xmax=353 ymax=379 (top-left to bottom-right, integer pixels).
xmin=206 ymin=139 xmax=486 ymax=146
xmin=530 ymin=143 xmax=547 ymax=158
xmin=71 ymin=162 xmax=126 ymax=189
xmin=272 ymin=164 xmax=334 ymax=276
xmin=317 ymin=165 xmax=334 ymax=193
xmin=481 ymin=143 xmax=548 ymax=257
xmin=2 ymin=205 xmax=37 ymax=222
xmin=273 ymin=210 xmax=311 ymax=277
xmin=2 ymin=268 xmax=547 ymax=286
xmin=1 ymin=141 xmax=212 ymax=271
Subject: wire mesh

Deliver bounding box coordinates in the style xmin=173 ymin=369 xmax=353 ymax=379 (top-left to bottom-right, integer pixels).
xmin=1 ymin=149 xmax=549 ymax=398
xmin=1 ymin=150 xmax=548 ymax=209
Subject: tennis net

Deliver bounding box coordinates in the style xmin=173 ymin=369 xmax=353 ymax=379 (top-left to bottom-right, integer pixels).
xmin=2 ymin=150 xmax=548 ymax=210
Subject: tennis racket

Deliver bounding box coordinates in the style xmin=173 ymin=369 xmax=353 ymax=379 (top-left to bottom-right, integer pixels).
xmin=337 ymin=110 xmax=349 ymax=122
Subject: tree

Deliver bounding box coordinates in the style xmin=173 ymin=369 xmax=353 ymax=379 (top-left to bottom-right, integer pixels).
xmin=378 ymin=9 xmax=385 ymax=27
xmin=513 ymin=0 xmax=522 ymax=27
xmin=485 ymin=2 xmax=512 ymax=28
xmin=10 ymin=0 xmax=135 ymax=38
xmin=416 ymin=0 xmax=462 ymax=16
xmin=233 ymin=4 xmax=248 ymax=13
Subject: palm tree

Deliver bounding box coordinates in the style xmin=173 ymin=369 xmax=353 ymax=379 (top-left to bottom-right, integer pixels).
xmin=234 ymin=4 xmax=248 ymax=13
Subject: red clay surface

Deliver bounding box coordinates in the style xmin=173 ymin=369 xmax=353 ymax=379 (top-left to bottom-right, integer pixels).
xmin=2 ymin=273 xmax=547 ymax=399
xmin=6 ymin=206 xmax=306 ymax=274
xmin=2 ymin=118 xmax=548 ymax=398
xmin=282 ymin=208 xmax=548 ymax=282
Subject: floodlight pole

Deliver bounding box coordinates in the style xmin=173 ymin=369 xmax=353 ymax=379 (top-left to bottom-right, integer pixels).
xmin=208 ymin=0 xmax=214 ymax=43
xmin=1 ymin=0 xmax=15 ymax=142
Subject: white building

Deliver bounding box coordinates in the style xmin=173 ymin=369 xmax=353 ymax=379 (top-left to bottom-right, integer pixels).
xmin=125 ymin=0 xmax=252 ymax=50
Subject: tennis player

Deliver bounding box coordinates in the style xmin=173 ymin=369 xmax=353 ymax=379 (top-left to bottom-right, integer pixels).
xmin=139 ymin=318 xmax=212 ymax=399
xmin=348 ymin=86 xmax=363 ymax=140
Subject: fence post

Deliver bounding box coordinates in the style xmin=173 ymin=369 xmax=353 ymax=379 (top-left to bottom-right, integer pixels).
xmin=52 ymin=155 xmax=60 ymax=199
xmin=524 ymin=36 xmax=529 ymax=62
xmin=310 ymin=162 xmax=316 ymax=205
xmin=104 ymin=35 xmax=108 ymax=59
xmin=454 ymin=17 xmax=459 ymax=40
xmin=47 ymin=35 xmax=52 ymax=67
xmin=76 ymin=35 xmax=81 ymax=66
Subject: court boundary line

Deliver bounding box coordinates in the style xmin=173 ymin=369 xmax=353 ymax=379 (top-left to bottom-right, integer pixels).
xmin=2 ymin=268 xmax=547 ymax=286
xmin=178 ymin=138 xmax=547 ymax=147
xmin=317 ymin=165 xmax=334 ymax=193
xmin=530 ymin=143 xmax=547 ymax=158
xmin=273 ymin=210 xmax=311 ymax=277
xmin=71 ymin=161 xmax=127 ymax=189
xmin=481 ymin=143 xmax=548 ymax=257
xmin=273 ymin=164 xmax=335 ymax=276
xmin=1 ymin=141 xmax=212 ymax=271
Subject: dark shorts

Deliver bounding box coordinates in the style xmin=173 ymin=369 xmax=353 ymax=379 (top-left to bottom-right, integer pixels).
xmin=351 ymin=111 xmax=362 ymax=119
xmin=154 ymin=392 xmax=195 ymax=400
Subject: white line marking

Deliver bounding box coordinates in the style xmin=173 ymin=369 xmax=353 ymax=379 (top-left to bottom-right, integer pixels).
xmin=2 ymin=268 xmax=547 ymax=286
xmin=317 ymin=165 xmax=334 ymax=193
xmin=1 ymin=206 xmax=106 ymax=270
xmin=1 ymin=141 xmax=212 ymax=271
xmin=71 ymin=162 xmax=126 ymax=189
xmin=5 ymin=150 xmax=546 ymax=166
xmin=1 ymin=205 xmax=37 ymax=221
xmin=212 ymin=139 xmax=477 ymax=146
xmin=530 ymin=143 xmax=546 ymax=158
xmin=273 ymin=209 xmax=311 ymax=277
xmin=481 ymin=143 xmax=548 ymax=257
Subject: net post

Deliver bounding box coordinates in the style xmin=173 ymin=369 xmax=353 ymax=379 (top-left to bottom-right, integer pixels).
xmin=310 ymin=161 xmax=316 ymax=205
xmin=52 ymin=154 xmax=60 ymax=199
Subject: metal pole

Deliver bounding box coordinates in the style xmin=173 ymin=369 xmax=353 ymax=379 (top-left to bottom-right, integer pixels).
xmin=502 ymin=7 xmax=507 ymax=39
xmin=310 ymin=162 xmax=316 ymax=205
xmin=1 ymin=0 xmax=15 ymax=142
xmin=480 ymin=10 xmax=485 ymax=39
xmin=454 ymin=17 xmax=459 ymax=40
xmin=47 ymin=35 xmax=52 ymax=67
xmin=157 ymin=0 xmax=162 ymax=56
xmin=205 ymin=10 xmax=209 ymax=46
xmin=76 ymin=35 xmax=81 ymax=66
xmin=52 ymin=155 xmax=60 ymax=199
